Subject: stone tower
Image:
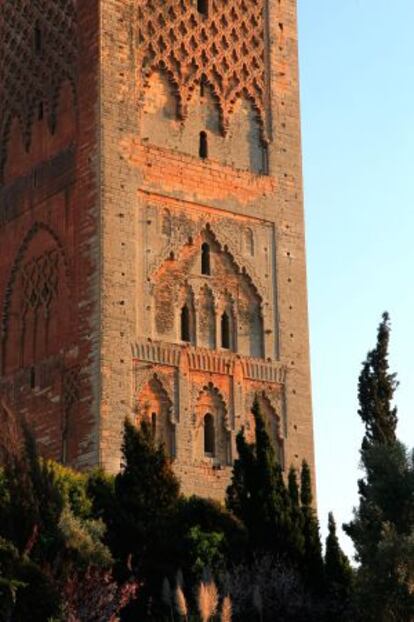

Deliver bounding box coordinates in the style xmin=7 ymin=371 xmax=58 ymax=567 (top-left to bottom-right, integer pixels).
xmin=0 ymin=0 xmax=315 ymax=499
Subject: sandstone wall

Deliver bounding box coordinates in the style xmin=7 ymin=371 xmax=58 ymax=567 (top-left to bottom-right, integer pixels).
xmin=0 ymin=0 xmax=101 ymax=468
xmin=100 ymin=0 xmax=315 ymax=499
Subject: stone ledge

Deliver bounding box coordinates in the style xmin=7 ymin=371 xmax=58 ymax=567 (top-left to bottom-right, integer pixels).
xmin=132 ymin=339 xmax=286 ymax=384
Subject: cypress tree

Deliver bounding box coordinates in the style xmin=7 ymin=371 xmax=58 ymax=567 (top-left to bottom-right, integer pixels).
xmin=111 ymin=419 xmax=181 ymax=619
xmin=324 ymin=513 xmax=353 ymax=604
xmin=300 ymin=461 xmax=324 ymax=591
xmin=344 ymin=314 xmax=414 ymax=620
xmin=226 ymin=397 xmax=294 ymax=560
xmin=114 ymin=418 xmax=180 ymax=562
xmin=288 ymin=467 xmax=305 ymax=564
xmin=226 ymin=429 xmax=257 ymax=535
xmin=358 ymin=312 xmax=398 ymax=450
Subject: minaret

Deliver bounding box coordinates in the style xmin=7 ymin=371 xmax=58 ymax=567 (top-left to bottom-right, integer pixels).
xmin=0 ymin=0 xmax=315 ymax=499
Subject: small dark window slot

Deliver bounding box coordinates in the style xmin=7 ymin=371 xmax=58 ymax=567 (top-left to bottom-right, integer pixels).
xmin=199 ymin=131 xmax=208 ymax=160
xmin=151 ymin=412 xmax=157 ymax=437
xmin=204 ymin=413 xmax=215 ymax=455
xmin=221 ymin=312 xmax=230 ymax=349
xmin=34 ymin=22 xmax=42 ymax=54
xmin=181 ymin=305 xmax=191 ymax=342
xmin=38 ymin=102 xmax=44 ymax=121
xmin=201 ymin=243 xmax=211 ymax=275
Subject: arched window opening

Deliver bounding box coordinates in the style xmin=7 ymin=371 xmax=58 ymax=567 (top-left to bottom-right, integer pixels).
xmin=199 ymin=131 xmax=208 ymax=159
xmin=221 ymin=312 xmax=231 ymax=349
xmin=197 ymin=0 xmax=209 ymax=17
xmin=151 ymin=412 xmax=157 ymax=437
xmin=201 ymin=243 xmax=211 ymax=275
xmin=181 ymin=304 xmax=191 ymax=342
xmin=34 ymin=22 xmax=42 ymax=54
xmin=204 ymin=413 xmax=215 ymax=455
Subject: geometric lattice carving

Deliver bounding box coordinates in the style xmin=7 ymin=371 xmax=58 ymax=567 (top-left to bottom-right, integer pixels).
xmin=0 ymin=0 xmax=78 ymax=176
xmin=137 ymin=0 xmax=268 ymax=140
xmin=63 ymin=366 xmax=80 ymax=412
xmin=21 ymin=250 xmax=60 ymax=316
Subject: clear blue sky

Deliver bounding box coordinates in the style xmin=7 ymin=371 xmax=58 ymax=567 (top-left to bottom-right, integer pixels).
xmin=297 ymin=0 xmax=414 ymax=558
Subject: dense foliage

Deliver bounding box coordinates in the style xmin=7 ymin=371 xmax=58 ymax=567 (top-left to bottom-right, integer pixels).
xmin=1 ymin=314 xmax=413 ymax=620
xmin=344 ymin=313 xmax=414 ymax=621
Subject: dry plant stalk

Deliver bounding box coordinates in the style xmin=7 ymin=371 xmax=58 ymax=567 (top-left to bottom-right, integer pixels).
xmin=221 ymin=595 xmax=233 ymax=622
xmin=198 ymin=580 xmax=219 ymax=622
xmin=175 ymin=585 xmax=188 ymax=620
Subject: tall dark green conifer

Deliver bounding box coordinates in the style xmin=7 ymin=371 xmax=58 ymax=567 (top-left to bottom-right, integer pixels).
xmin=111 ymin=419 xmax=181 ymax=619
xmin=114 ymin=419 xmax=180 ymax=563
xmin=300 ymin=461 xmax=324 ymax=591
xmin=324 ymin=513 xmax=353 ymax=607
xmin=358 ymin=312 xmax=398 ymax=449
xmin=227 ymin=398 xmax=298 ymax=561
xmin=287 ymin=467 xmax=305 ymax=565
xmin=344 ymin=314 xmax=414 ymax=621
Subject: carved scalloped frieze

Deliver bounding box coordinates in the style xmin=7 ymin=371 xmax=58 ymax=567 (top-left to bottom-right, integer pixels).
xmin=132 ymin=362 xmax=178 ymax=423
xmin=136 ymin=0 xmax=268 ymax=140
xmin=132 ymin=339 xmax=286 ymax=385
xmin=0 ymin=0 xmax=78 ymax=179
xmin=147 ymin=213 xmax=270 ymax=302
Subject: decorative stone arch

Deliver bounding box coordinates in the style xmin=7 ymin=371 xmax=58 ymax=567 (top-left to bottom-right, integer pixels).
xmin=135 ymin=373 xmax=176 ymax=458
xmin=194 ymin=382 xmax=232 ymax=465
xmin=133 ymin=367 xmax=177 ymax=423
xmin=216 ymin=289 xmax=237 ymax=352
xmin=136 ymin=0 xmax=268 ymax=140
xmin=226 ymin=94 xmax=268 ymax=173
xmin=1 ymin=222 xmax=71 ymax=374
xmin=150 ymin=222 xmax=266 ymax=303
xmin=150 ymin=223 xmax=265 ymax=355
xmin=140 ymin=65 xmax=182 ymax=118
xmin=49 ymin=75 xmax=78 ymax=135
xmin=178 ymin=282 xmax=196 ymax=345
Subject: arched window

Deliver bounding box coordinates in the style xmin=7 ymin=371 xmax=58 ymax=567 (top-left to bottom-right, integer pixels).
xmin=201 ymin=243 xmax=211 ymax=275
xmin=221 ymin=311 xmax=231 ymax=349
xmin=204 ymin=413 xmax=215 ymax=455
xmin=197 ymin=0 xmax=209 ymax=17
xmin=181 ymin=305 xmax=191 ymax=342
xmin=151 ymin=412 xmax=157 ymax=437
xmin=199 ymin=131 xmax=208 ymax=159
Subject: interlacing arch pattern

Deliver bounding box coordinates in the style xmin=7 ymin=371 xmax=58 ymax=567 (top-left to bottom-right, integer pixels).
xmin=63 ymin=366 xmax=81 ymax=412
xmin=137 ymin=0 xmax=268 ymax=140
xmin=21 ymin=250 xmax=60 ymax=317
xmin=0 ymin=0 xmax=78 ymax=178
xmin=195 ymin=382 xmax=230 ymax=430
xmin=2 ymin=222 xmax=70 ymax=342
